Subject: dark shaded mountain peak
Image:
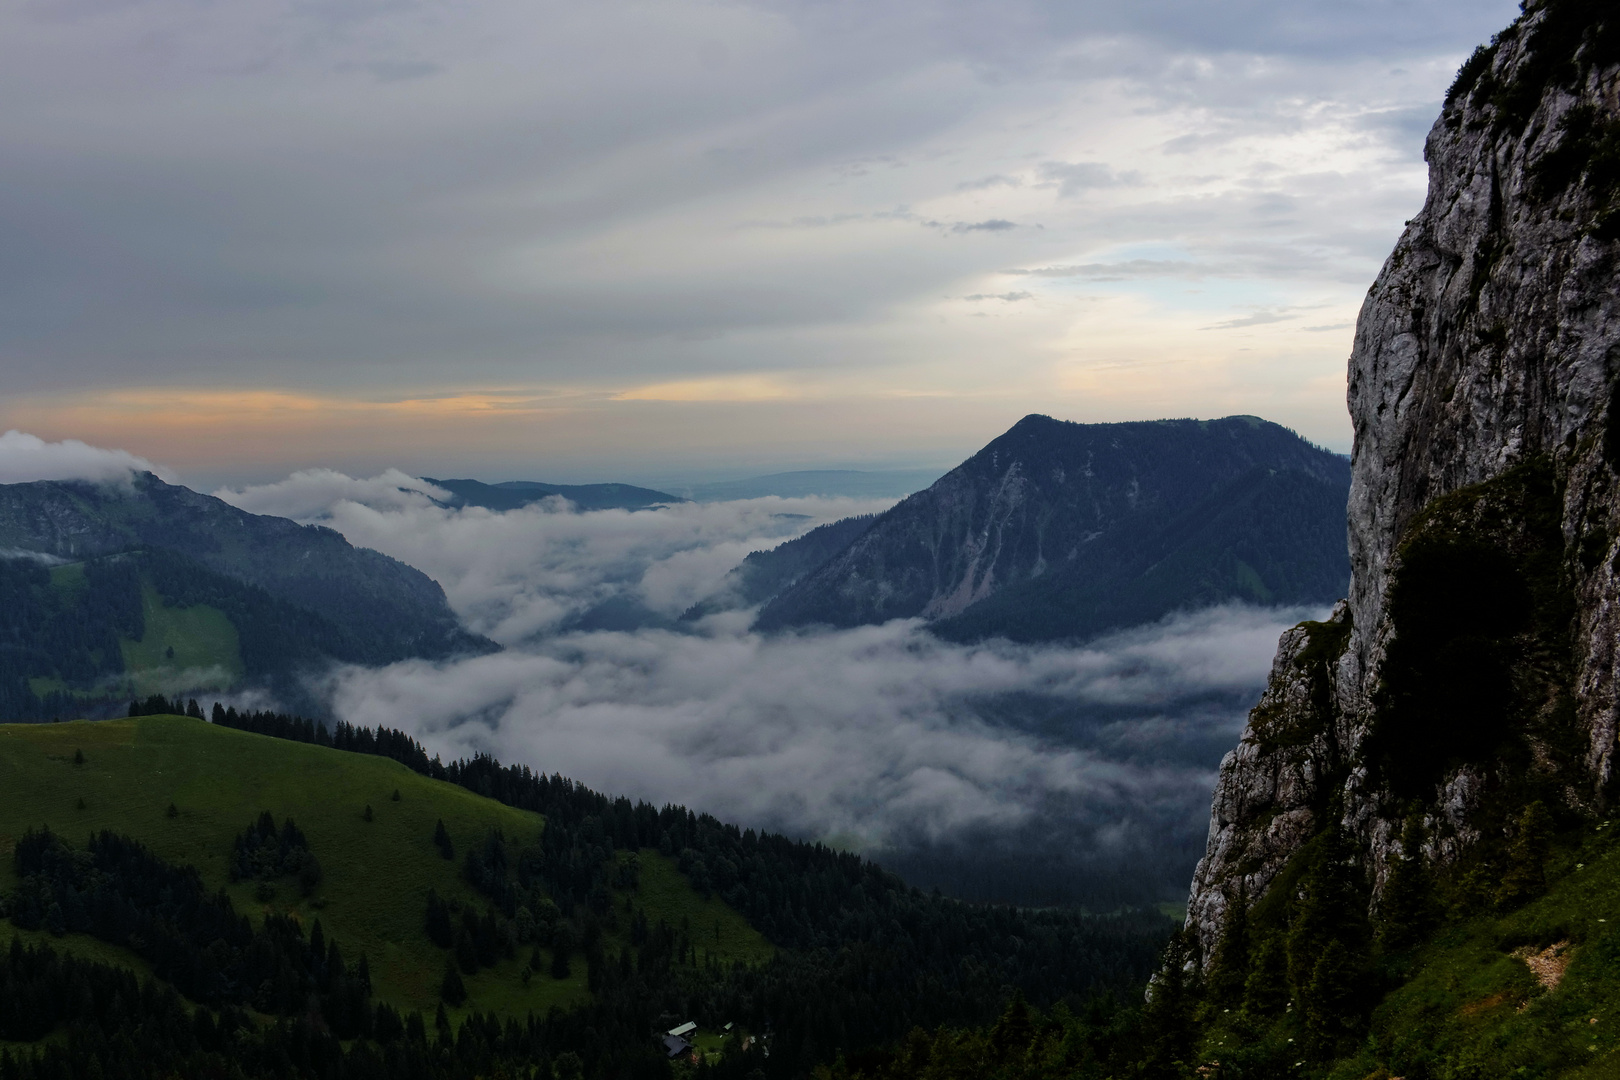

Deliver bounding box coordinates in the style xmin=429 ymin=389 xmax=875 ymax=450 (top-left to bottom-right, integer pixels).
xmin=423 ymin=476 xmax=681 ymax=512
xmin=755 ymin=414 xmax=1350 ymax=643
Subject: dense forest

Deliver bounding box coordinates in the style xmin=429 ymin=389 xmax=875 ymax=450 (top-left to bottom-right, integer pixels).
xmin=6 ymin=827 xmax=374 ymax=1030
xmin=20 ymin=697 xmax=1178 ymax=1076
xmin=0 ymin=547 xmax=399 ymax=720
xmin=0 ymin=471 xmax=494 ymax=720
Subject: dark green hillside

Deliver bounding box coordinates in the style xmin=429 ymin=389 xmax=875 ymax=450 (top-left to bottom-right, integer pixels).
xmin=0 ymin=472 xmax=492 ymax=674
xmin=0 ymin=716 xmax=670 ymax=1017
xmin=0 ymin=548 xmax=399 ymax=719
xmin=0 ymin=713 xmax=1172 ymax=1079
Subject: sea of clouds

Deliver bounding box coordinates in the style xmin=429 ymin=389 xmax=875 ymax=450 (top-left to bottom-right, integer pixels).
xmin=0 ymin=432 xmax=1314 ymax=905
xmin=217 ymin=466 xmax=1320 ymax=905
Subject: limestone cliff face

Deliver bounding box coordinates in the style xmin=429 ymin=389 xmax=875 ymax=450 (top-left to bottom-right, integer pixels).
xmin=1188 ymin=1 xmax=1620 ymax=956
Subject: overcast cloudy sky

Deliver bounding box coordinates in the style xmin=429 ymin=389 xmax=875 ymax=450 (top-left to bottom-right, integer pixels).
xmin=0 ymin=0 xmax=1515 ymax=486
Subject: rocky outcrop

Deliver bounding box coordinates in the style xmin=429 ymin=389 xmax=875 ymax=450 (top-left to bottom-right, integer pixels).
xmin=1188 ymin=0 xmax=1620 ymax=957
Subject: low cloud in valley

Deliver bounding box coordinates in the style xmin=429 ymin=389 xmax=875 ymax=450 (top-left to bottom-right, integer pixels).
xmin=221 ymin=466 xmax=1321 ymax=904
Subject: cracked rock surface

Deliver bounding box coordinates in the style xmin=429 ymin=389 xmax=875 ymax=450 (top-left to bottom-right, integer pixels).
xmin=1187 ymin=3 xmax=1620 ymax=956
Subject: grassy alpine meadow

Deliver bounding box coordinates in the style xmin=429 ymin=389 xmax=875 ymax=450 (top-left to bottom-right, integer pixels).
xmin=628 ymin=845 xmax=775 ymax=968
xmin=118 ymin=583 xmax=244 ymax=694
xmin=0 ymin=714 xmax=770 ymax=1024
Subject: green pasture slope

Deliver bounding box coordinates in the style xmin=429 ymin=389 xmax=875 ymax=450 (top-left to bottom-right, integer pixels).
xmin=118 ymin=583 xmax=244 ymax=694
xmin=0 ymin=715 xmax=770 ymax=1025
xmin=24 ymin=565 xmax=246 ymax=701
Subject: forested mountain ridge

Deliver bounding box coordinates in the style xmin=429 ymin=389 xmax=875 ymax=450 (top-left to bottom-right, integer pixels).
xmin=0 ymin=472 xmax=493 ymax=714
xmin=681 ymin=514 xmax=877 ymax=621
xmin=0 ymin=712 xmax=1172 ymax=1079
xmin=0 ymin=547 xmax=385 ymax=718
xmin=755 ymin=414 xmax=1350 ymax=643
xmin=422 ymin=477 xmax=682 ymax=512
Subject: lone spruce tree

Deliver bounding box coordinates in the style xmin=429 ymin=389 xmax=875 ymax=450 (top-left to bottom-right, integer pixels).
xmin=1378 ymin=813 xmax=1438 ymax=950
xmin=440 ymin=961 xmax=467 ymax=1006
xmin=1497 ymin=800 xmax=1553 ymax=910
xmin=1242 ymin=935 xmax=1289 ymax=1020
xmin=1287 ymin=824 xmax=1371 ymax=1054
xmin=1139 ymin=929 xmax=1198 ymax=1079
xmin=1304 ymin=938 xmax=1362 ymax=1058
xmin=1205 ymin=885 xmax=1250 ymax=1010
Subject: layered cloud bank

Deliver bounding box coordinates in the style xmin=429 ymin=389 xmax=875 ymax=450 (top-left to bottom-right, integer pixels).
xmin=320 ymin=605 xmax=1308 ymax=857
xmin=221 ymin=465 xmax=1319 ymax=903
xmin=0 ymin=0 xmax=1518 ymax=480
xmin=218 ymin=469 xmax=892 ymax=642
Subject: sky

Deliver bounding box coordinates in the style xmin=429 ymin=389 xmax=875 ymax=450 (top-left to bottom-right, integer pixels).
xmin=0 ymin=0 xmax=1518 ymax=487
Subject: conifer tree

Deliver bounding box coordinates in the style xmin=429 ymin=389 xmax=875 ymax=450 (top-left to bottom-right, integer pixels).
xmin=1287 ymin=825 xmax=1371 ymax=1052
xmin=1497 ymin=800 xmax=1553 ymax=909
xmin=440 ymin=961 xmax=467 ymax=1006
xmin=1138 ymin=929 xmax=1197 ymax=1079
xmin=1242 ymin=935 xmax=1289 ymax=1019
xmin=425 ymin=889 xmax=454 ymax=948
xmin=1378 ymin=813 xmax=1438 ymax=950
xmin=989 ymin=992 xmax=1035 ymax=1059
xmin=454 ymin=927 xmax=479 ymax=974
xmin=1286 ymin=826 xmax=1368 ymax=1000
xmin=1205 ymin=886 xmax=1250 ymax=1009
xmin=551 ymin=924 xmax=575 ymax=979
xmin=1303 ymin=939 xmax=1361 ymax=1058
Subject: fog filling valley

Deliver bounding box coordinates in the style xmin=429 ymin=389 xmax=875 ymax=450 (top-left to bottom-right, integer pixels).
xmin=219 ymin=470 xmax=1324 ymax=907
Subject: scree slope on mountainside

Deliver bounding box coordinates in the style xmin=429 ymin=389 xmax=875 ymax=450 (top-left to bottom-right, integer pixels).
xmin=755 ymin=413 xmax=1350 ymax=644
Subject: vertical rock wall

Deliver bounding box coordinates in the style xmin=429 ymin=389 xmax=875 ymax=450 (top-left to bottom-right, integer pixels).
xmin=1188 ymin=1 xmax=1620 ymax=956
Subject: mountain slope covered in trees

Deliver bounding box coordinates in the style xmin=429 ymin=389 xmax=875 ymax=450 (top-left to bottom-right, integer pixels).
xmin=0 ymin=473 xmax=494 ymax=716
xmin=755 ymin=414 xmax=1350 ymax=643
xmin=423 ymin=477 xmax=682 ymax=512
xmin=681 ymin=514 xmax=877 ymax=621
xmin=0 ymin=712 xmax=1172 ymax=1079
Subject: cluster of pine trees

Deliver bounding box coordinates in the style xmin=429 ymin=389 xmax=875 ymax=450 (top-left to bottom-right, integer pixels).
xmin=0 ymin=935 xmax=679 ymax=1080
xmin=200 ymin=704 xmax=1174 ymax=1069
xmin=230 ymin=812 xmax=325 ymax=896
xmin=4 ymin=828 xmax=371 ymax=1030
xmin=0 ymin=556 xmax=141 ymax=720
